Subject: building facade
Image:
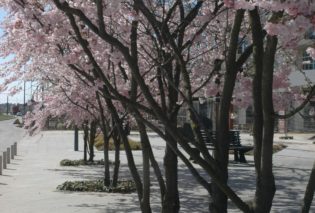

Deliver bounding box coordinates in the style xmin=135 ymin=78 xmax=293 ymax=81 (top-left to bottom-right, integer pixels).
xmin=178 ymin=29 xmax=315 ymax=133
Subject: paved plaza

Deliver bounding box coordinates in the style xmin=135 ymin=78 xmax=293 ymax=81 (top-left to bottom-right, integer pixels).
xmin=0 ymin=128 xmax=314 ymax=212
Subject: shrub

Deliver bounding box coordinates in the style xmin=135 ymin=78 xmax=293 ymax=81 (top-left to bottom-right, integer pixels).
xmin=57 ymin=179 xmax=136 ymax=193
xmin=13 ymin=119 xmax=21 ymax=124
xmin=245 ymin=143 xmax=287 ymax=155
xmin=60 ymin=159 xmax=112 ymax=166
xmin=94 ymin=134 xmax=142 ymax=151
xmin=272 ymin=144 xmax=287 ymax=153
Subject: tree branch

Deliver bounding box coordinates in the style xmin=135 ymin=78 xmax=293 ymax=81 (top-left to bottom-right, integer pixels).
xmin=275 ymin=85 xmax=315 ymax=119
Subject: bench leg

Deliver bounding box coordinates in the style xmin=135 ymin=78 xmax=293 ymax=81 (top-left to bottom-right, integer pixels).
xmin=239 ymin=151 xmax=247 ymax=163
xmin=234 ymin=150 xmax=239 ymax=162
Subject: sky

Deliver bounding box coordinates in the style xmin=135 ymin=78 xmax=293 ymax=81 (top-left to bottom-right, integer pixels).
xmin=0 ymin=8 xmax=33 ymax=104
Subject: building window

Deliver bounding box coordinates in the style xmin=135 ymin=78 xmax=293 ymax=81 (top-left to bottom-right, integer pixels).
xmin=156 ymin=0 xmax=170 ymax=7
xmin=302 ymin=52 xmax=315 ymax=70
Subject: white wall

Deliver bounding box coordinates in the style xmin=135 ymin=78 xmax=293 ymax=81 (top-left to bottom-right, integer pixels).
xmin=289 ymin=69 xmax=315 ymax=86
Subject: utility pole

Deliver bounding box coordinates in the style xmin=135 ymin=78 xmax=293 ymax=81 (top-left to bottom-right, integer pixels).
xmin=6 ymin=96 xmax=9 ymax=115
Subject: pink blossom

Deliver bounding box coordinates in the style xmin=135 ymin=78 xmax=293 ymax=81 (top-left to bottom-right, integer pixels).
xmin=223 ymin=0 xmax=234 ymax=8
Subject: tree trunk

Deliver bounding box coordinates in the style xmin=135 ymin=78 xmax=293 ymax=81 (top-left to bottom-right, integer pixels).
xmin=162 ymin=131 xmax=180 ymax=213
xmin=249 ymin=8 xmax=264 ymax=173
xmin=249 ymin=8 xmax=264 ymax=211
xmin=132 ymin=108 xmax=165 ymax=206
xmin=88 ymin=120 xmax=97 ymax=162
xmin=103 ymin=94 xmax=144 ymax=211
xmin=161 ymin=56 xmax=180 ymax=213
xmin=148 ymin=143 xmax=166 ymax=205
xmin=249 ymin=11 xmax=285 ymax=212
xmin=96 ymin=93 xmax=111 ymax=187
xmin=112 ymin=126 xmax=120 ymax=187
xmin=83 ymin=123 xmax=88 ymax=162
xmin=301 ymin=161 xmax=315 ymax=213
xmin=137 ymin=119 xmax=152 ymax=213
xmin=118 ymin=122 xmax=143 ymax=211
xmin=210 ymin=10 xmax=245 ymax=213
xmin=254 ymin=34 xmax=278 ymax=213
xmin=102 ymin=130 xmax=111 ymax=186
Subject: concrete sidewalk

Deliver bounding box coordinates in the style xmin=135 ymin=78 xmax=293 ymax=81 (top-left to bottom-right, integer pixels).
xmin=233 ymin=133 xmax=315 ymax=212
xmin=0 ymin=131 xmax=140 ymax=213
xmin=0 ymin=131 xmax=314 ymax=212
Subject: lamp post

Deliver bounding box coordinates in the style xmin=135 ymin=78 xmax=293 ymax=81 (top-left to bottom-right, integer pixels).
xmin=230 ymin=111 xmax=237 ymax=130
xmin=278 ymin=96 xmax=294 ymax=139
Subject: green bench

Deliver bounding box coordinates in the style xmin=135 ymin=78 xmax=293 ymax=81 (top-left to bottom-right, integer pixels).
xmin=179 ymin=124 xmax=253 ymax=163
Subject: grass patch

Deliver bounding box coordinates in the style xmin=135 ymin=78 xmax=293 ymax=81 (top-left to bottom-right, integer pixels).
xmin=245 ymin=143 xmax=287 ymax=155
xmin=60 ymin=159 xmax=112 ymax=166
xmin=0 ymin=114 xmax=14 ymax=121
xmin=57 ymin=179 xmax=136 ymax=193
xmin=94 ymin=134 xmax=141 ymax=151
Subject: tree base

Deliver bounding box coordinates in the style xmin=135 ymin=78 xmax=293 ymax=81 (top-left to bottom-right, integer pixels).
xmin=57 ymin=179 xmax=136 ymax=193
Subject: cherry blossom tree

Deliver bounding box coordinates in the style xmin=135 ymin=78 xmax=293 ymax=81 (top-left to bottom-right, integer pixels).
xmin=245 ymin=1 xmax=315 ymax=212
xmin=1 ymin=0 xmax=315 ymax=212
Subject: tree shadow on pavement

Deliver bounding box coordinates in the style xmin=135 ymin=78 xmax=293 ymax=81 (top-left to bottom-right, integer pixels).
xmin=53 ymin=152 xmax=314 ymax=212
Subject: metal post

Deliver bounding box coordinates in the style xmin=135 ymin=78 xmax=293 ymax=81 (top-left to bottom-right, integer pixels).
xmin=284 ymin=112 xmax=288 ymax=138
xmin=0 ymin=156 xmax=2 ymax=175
xmin=6 ymin=148 xmax=10 ymax=164
xmin=3 ymin=152 xmax=7 ymax=169
xmin=14 ymin=142 xmax=17 ymax=155
xmin=11 ymin=145 xmax=14 ymax=159
xmin=74 ymin=126 xmax=79 ymax=151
